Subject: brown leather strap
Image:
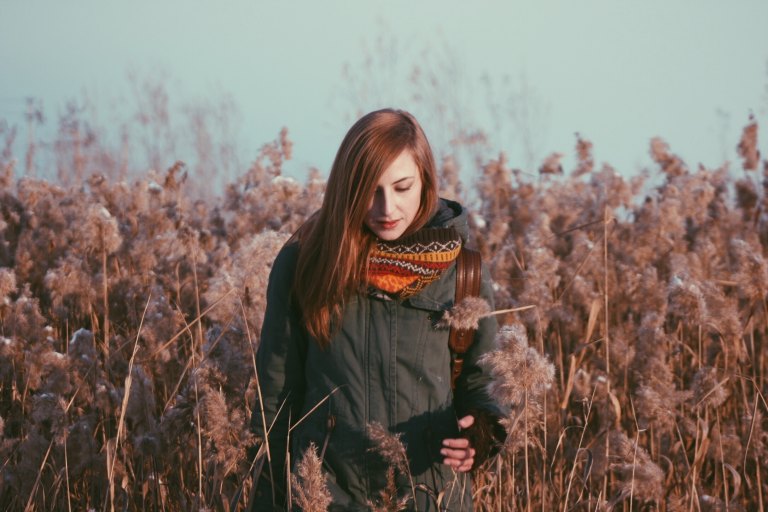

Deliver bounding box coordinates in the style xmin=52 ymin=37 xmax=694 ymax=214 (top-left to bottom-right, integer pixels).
xmin=449 ymin=248 xmax=482 ymax=390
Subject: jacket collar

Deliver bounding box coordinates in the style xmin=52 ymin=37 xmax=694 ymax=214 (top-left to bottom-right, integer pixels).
xmin=426 ymin=198 xmax=470 ymax=243
xmin=405 ymin=198 xmax=466 ymax=311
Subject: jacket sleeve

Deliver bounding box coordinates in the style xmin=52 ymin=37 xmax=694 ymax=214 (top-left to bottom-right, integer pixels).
xmin=249 ymin=243 xmax=308 ymax=510
xmin=452 ymin=262 xmax=507 ymax=467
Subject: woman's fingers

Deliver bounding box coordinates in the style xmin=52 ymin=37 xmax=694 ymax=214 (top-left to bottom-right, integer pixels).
xmin=440 ymin=416 xmax=478 ymax=471
xmin=456 ymin=458 xmax=474 ymax=472
xmin=441 ymin=442 xmax=476 ymax=471
xmin=442 ymin=437 xmax=470 ymax=449
xmin=442 ymin=451 xmax=475 ymax=471
xmin=441 ymin=446 xmax=474 ymax=459
xmin=457 ymin=415 xmax=475 ymax=430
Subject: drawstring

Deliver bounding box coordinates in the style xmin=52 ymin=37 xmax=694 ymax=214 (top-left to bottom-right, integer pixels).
xmin=319 ymin=414 xmax=336 ymax=460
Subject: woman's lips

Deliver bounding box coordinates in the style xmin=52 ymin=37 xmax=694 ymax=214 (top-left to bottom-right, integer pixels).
xmin=377 ymin=219 xmax=399 ymax=230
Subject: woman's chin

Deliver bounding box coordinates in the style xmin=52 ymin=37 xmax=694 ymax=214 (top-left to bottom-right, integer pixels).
xmin=374 ymin=231 xmax=401 ymax=241
xmin=367 ymin=221 xmax=407 ymax=241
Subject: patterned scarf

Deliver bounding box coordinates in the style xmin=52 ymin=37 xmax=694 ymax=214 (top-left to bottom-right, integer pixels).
xmin=367 ymin=227 xmax=462 ymax=299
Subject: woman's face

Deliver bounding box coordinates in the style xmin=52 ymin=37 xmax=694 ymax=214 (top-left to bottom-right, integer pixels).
xmin=364 ymin=149 xmax=423 ymax=241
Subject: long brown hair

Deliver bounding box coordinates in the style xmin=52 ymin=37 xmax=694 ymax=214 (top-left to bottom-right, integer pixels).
xmin=293 ymin=108 xmax=438 ymax=346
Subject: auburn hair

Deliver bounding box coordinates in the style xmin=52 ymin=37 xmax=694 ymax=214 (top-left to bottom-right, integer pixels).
xmin=293 ymin=109 xmax=439 ymax=346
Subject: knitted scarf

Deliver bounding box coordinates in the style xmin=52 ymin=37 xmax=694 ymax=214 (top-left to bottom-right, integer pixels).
xmin=367 ymin=227 xmax=462 ymax=299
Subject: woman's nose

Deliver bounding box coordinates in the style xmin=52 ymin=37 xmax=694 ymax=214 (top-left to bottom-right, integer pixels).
xmin=383 ymin=191 xmax=399 ymax=216
xmin=376 ymin=190 xmax=395 ymax=216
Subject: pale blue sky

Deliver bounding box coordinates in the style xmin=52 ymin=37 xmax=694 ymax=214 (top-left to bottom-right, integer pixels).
xmin=1 ymin=0 xmax=767 ymax=183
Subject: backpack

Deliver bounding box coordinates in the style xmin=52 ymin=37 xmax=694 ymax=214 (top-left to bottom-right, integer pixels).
xmin=449 ymin=247 xmax=482 ymax=390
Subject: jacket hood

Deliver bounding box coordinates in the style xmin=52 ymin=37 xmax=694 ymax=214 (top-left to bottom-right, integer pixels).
xmin=426 ymin=198 xmax=469 ymax=242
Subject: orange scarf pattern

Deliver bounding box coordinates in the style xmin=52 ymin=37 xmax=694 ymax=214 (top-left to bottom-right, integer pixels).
xmin=367 ymin=228 xmax=462 ymax=299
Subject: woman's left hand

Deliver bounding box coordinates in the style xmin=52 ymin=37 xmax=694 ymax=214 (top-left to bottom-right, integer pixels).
xmin=440 ymin=415 xmax=476 ymax=472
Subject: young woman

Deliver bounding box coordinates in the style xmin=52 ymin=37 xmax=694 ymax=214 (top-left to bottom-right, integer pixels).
xmin=251 ymin=109 xmax=503 ymax=511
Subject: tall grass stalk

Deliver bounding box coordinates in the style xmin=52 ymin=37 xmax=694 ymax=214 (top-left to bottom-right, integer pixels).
xmin=240 ymin=298 xmax=273 ymax=507
xmin=523 ymin=387 xmax=531 ymax=512
xmin=716 ymin=410 xmax=730 ymax=509
xmin=1 ymin=104 xmax=767 ymax=510
xmin=563 ymin=386 xmax=597 ymax=512
xmin=63 ymin=426 xmax=71 ymax=512
xmin=102 ymin=246 xmax=109 ymax=349
xmin=194 ymin=378 xmax=204 ymax=509
xmin=24 ymin=439 xmax=54 ymax=512
xmin=535 ymin=309 xmax=547 ymax=512
xmin=108 ymin=295 xmax=149 ymax=512
xmin=602 ymin=205 xmax=611 ymax=507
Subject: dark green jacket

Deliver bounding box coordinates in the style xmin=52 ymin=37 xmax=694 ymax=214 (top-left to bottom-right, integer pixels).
xmin=251 ymin=199 xmax=499 ymax=511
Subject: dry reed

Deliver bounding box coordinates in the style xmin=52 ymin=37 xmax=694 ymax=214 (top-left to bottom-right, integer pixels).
xmin=0 ymin=90 xmax=766 ymax=511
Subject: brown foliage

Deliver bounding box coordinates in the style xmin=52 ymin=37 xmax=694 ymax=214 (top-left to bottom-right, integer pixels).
xmin=0 ymin=109 xmax=766 ymax=511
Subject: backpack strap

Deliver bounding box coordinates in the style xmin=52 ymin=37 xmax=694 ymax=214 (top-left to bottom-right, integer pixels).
xmin=449 ymin=247 xmax=482 ymax=390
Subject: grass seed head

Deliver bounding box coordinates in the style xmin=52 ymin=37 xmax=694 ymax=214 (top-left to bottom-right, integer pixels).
xmin=737 ymin=116 xmax=759 ymax=170
xmin=691 ymin=367 xmax=729 ymax=410
xmin=594 ymin=430 xmax=665 ymax=505
xmin=0 ymin=268 xmax=16 ymax=303
xmin=367 ymin=466 xmax=410 ymax=512
xmin=367 ymin=422 xmax=409 ymax=475
xmin=291 ymin=442 xmax=332 ymax=512
xmin=439 ymin=296 xmax=492 ymax=330
xmin=480 ymin=324 xmax=554 ymax=406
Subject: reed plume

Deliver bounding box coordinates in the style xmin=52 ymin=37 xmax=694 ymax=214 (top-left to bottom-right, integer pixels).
xmin=439 ymin=296 xmax=492 ymax=330
xmin=479 ymin=324 xmax=554 ymax=407
xmin=0 ymin=88 xmax=766 ymax=511
xmin=737 ymin=115 xmax=759 ymax=171
xmin=367 ymin=422 xmax=409 ymax=475
xmin=290 ymin=442 xmax=332 ymax=512
xmin=607 ymin=430 xmax=665 ymax=506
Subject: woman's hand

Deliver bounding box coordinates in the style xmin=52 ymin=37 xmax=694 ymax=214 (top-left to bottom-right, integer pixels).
xmin=440 ymin=415 xmax=476 ymax=472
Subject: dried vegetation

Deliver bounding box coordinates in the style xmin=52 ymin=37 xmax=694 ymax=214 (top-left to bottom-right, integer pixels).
xmin=0 ymin=104 xmax=766 ymax=511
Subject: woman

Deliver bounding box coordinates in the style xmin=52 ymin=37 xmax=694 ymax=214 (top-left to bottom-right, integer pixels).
xmin=251 ymin=109 xmax=503 ymax=511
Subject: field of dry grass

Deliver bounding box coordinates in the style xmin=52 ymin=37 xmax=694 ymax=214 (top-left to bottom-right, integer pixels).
xmin=0 ymin=111 xmax=766 ymax=510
